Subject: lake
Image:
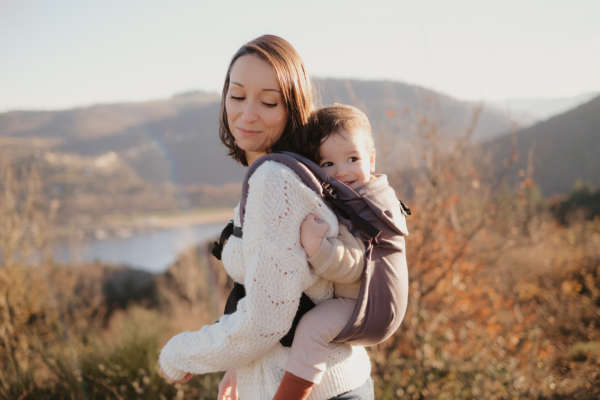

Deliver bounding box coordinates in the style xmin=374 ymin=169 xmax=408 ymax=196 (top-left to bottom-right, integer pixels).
xmin=55 ymin=222 xmax=226 ymax=273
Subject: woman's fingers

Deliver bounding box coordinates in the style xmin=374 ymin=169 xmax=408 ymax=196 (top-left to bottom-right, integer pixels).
xmin=219 ymin=383 xmax=238 ymax=400
xmin=311 ymin=216 xmax=329 ymax=237
xmin=303 ymin=214 xmax=328 ymax=232
xmin=218 ymin=370 xmax=239 ymax=400
xmin=217 ymin=385 xmax=229 ymax=400
xmin=308 ymin=213 xmax=324 ymax=224
xmin=230 ymin=373 xmax=239 ymax=400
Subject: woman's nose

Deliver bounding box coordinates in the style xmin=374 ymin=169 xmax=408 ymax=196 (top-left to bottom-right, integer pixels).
xmin=240 ymin=101 xmax=259 ymax=122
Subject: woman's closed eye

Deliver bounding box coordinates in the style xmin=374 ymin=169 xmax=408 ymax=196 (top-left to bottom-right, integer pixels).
xmin=229 ymin=96 xmax=277 ymax=108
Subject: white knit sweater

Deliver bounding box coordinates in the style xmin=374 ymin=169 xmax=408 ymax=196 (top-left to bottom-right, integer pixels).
xmin=159 ymin=160 xmax=371 ymax=400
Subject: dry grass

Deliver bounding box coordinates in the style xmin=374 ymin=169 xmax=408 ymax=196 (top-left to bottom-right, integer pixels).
xmin=1 ymin=111 xmax=599 ymax=398
xmin=368 ymin=109 xmax=600 ymax=399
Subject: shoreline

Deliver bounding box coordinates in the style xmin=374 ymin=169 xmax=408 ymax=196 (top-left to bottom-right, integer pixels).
xmin=129 ymin=208 xmax=232 ymax=229
xmin=57 ymin=208 xmax=233 ymax=241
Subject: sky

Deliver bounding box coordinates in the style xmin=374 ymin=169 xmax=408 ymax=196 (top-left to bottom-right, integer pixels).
xmin=1 ymin=0 xmax=599 ymax=112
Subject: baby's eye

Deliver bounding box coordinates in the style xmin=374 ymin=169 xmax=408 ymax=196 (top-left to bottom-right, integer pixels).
xmin=320 ymin=161 xmax=334 ymax=168
xmin=348 ymin=156 xmax=360 ymax=163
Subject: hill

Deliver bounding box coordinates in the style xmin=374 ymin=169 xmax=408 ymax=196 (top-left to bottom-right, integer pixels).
xmin=314 ymin=78 xmax=518 ymax=172
xmin=486 ymin=94 xmax=600 ymax=196
xmin=315 ymin=78 xmax=515 ymax=142
xmin=0 ymin=78 xmax=516 ymax=187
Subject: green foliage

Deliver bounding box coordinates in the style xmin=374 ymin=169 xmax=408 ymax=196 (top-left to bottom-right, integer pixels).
xmin=551 ymin=183 xmax=600 ymax=225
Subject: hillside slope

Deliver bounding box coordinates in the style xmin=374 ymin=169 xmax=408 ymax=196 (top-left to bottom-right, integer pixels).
xmin=486 ymin=95 xmax=600 ymax=196
xmin=0 ymin=79 xmax=517 ymax=186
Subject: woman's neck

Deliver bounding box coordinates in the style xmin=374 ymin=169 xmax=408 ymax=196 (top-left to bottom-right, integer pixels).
xmin=246 ymin=151 xmax=267 ymax=166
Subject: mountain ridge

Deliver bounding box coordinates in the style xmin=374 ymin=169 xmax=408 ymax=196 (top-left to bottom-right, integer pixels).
xmin=1 ymin=78 xmax=519 ymax=186
xmin=2 ymin=79 xmax=597 ymax=219
xmin=486 ymin=94 xmax=600 ymax=196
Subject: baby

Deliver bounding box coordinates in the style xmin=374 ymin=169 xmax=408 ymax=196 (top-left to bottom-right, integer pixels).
xmin=274 ymin=104 xmax=382 ymax=400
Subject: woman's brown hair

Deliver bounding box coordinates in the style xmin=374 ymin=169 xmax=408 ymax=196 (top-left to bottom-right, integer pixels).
xmin=219 ymin=35 xmax=314 ymax=166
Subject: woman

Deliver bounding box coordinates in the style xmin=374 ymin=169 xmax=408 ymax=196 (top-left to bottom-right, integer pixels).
xmin=159 ymin=34 xmax=374 ymax=400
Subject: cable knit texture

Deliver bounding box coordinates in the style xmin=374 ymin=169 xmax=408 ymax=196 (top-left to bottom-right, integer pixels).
xmin=159 ymin=161 xmax=371 ymax=399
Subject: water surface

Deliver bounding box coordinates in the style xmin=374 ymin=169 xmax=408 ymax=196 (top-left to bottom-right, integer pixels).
xmin=55 ymin=222 xmax=225 ymax=273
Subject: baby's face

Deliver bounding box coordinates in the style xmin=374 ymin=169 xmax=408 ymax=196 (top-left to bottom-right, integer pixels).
xmin=318 ymin=129 xmax=374 ymax=189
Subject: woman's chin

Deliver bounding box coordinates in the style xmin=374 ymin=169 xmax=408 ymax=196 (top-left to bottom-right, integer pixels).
xmin=236 ymin=139 xmax=275 ymax=157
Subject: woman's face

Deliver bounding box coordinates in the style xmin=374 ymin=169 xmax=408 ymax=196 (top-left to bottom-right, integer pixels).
xmin=226 ymin=54 xmax=288 ymax=165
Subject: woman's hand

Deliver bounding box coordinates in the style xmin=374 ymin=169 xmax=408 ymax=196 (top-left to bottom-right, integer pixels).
xmin=218 ymin=370 xmax=239 ymax=400
xmin=158 ymin=366 xmax=193 ymax=384
xmin=300 ymin=213 xmax=329 ymax=258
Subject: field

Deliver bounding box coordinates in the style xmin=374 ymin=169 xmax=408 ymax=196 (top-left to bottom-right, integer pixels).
xmin=1 ymin=128 xmax=599 ymax=399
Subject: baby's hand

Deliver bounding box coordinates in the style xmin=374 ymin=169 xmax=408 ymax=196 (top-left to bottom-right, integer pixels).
xmin=300 ymin=213 xmax=329 ymax=258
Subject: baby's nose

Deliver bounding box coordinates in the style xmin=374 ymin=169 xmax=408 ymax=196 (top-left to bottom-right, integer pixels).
xmin=335 ymin=169 xmax=349 ymax=179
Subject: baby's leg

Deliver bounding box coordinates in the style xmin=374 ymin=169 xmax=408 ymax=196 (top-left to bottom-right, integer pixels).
xmin=287 ymin=297 xmax=355 ymax=384
xmin=272 ymin=298 xmax=355 ymax=400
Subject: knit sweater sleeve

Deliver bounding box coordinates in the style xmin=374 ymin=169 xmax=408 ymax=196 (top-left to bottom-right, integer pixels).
xmin=158 ymin=161 xmax=337 ymax=380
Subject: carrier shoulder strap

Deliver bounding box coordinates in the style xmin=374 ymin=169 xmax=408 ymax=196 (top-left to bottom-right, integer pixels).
xmin=237 ymin=152 xmax=324 ymax=227
xmin=214 ymin=152 xmax=393 ymax=347
xmin=211 ymin=220 xmax=242 ymax=260
xmin=212 ymin=153 xmax=316 ymax=258
xmin=237 ymin=152 xmax=381 ymax=241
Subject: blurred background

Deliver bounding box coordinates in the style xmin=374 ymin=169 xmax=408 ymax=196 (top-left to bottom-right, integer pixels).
xmin=1 ymin=1 xmax=599 ymax=398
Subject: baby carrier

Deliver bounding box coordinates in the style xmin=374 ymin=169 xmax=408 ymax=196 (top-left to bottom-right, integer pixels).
xmin=212 ymin=152 xmax=410 ymax=346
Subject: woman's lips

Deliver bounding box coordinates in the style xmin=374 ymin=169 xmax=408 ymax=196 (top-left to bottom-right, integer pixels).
xmin=237 ymin=127 xmax=261 ymax=136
